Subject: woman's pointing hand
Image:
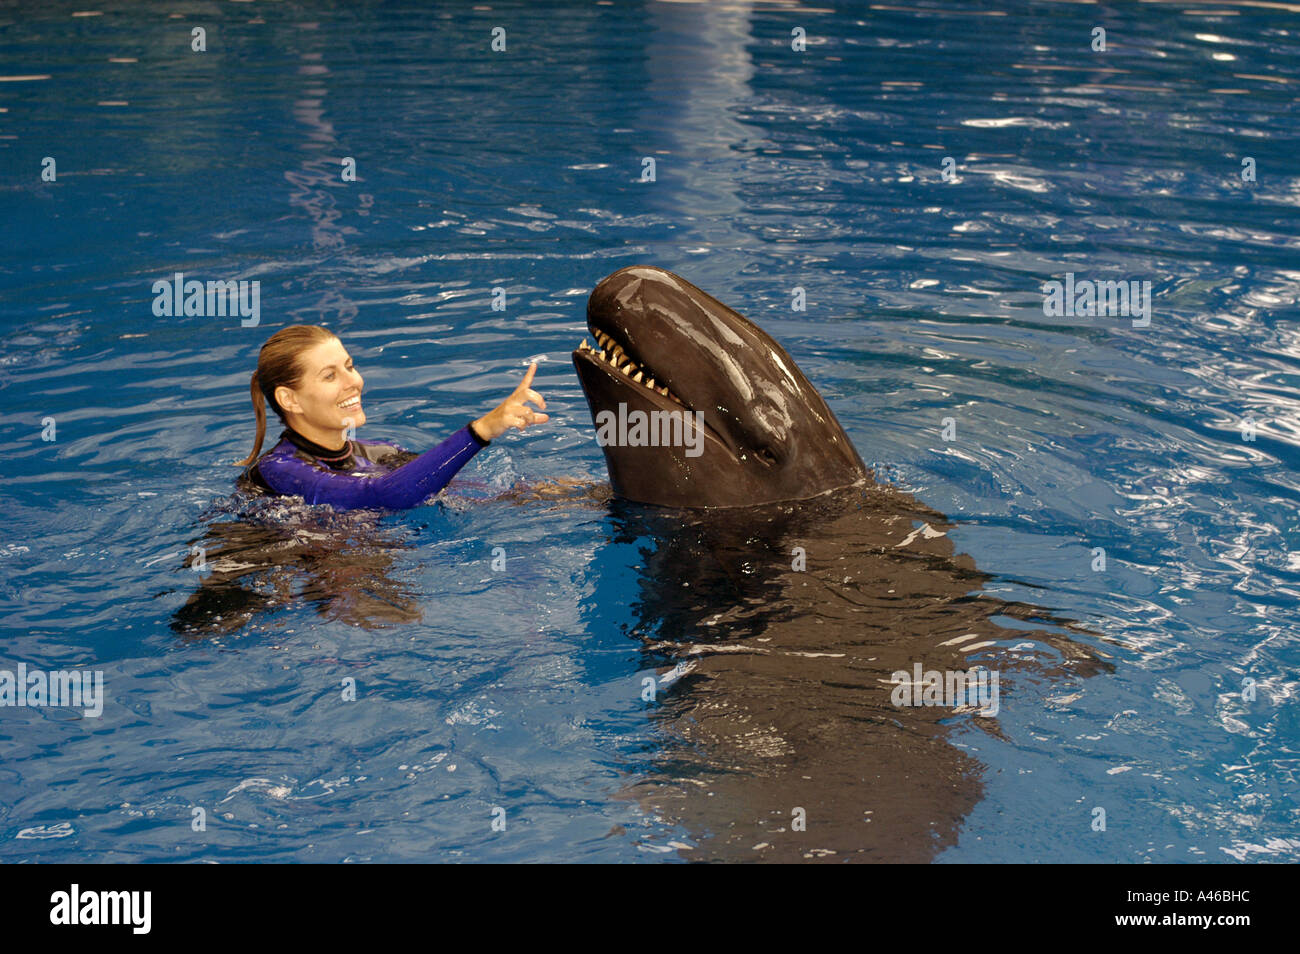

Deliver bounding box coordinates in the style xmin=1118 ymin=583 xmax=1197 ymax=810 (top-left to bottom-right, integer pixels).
xmin=470 ymin=362 xmax=550 ymax=442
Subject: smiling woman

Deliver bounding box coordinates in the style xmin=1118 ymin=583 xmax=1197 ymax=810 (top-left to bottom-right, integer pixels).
xmin=235 ymin=325 xmax=549 ymax=510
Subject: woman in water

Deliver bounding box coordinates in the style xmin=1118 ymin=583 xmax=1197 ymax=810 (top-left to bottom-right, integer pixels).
xmin=236 ymin=324 xmax=548 ymax=510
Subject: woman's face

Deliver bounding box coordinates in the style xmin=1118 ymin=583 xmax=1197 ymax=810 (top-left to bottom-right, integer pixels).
xmin=275 ymin=337 xmax=366 ymax=438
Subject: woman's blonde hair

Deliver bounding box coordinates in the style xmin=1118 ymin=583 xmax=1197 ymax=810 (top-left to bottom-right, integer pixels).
xmin=235 ymin=324 xmax=338 ymax=466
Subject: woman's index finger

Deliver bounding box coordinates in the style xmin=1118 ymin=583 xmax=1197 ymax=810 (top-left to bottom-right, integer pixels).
xmin=517 ymin=362 xmax=537 ymax=391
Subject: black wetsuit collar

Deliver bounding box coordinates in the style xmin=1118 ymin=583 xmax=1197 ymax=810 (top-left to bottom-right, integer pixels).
xmin=280 ymin=426 xmax=354 ymax=464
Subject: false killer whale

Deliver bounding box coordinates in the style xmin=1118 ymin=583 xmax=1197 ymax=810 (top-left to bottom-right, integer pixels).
xmin=574 ymin=266 xmax=1112 ymax=861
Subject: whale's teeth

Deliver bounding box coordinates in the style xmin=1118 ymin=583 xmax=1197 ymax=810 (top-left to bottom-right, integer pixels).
xmin=633 ymin=371 xmax=643 ymax=383
xmin=646 ymin=377 xmax=655 ymax=389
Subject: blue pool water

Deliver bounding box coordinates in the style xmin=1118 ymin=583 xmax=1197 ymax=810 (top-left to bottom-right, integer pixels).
xmin=2 ymin=0 xmax=1298 ymax=863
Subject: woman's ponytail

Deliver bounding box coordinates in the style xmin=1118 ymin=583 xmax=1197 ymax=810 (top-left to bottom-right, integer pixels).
xmin=235 ymin=370 xmax=267 ymax=466
xmin=234 ymin=325 xmax=338 ymax=467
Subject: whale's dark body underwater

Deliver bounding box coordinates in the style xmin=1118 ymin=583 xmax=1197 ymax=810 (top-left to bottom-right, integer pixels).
xmin=575 ymin=266 xmax=1110 ymax=861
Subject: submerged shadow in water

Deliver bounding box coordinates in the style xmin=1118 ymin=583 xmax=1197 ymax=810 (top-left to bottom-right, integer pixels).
xmin=169 ymin=497 xmax=422 ymax=638
xmin=169 ymin=479 xmax=607 ymax=639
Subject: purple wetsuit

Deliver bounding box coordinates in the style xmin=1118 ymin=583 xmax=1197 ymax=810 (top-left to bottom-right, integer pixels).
xmin=241 ymin=423 xmax=488 ymax=510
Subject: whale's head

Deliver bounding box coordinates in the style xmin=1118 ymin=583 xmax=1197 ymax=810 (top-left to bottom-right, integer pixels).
xmin=572 ymin=265 xmax=867 ymax=508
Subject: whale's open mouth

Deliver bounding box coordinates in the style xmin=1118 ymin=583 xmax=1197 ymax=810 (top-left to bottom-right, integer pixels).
xmin=573 ymin=318 xmax=740 ymax=460
xmin=573 ymin=330 xmax=685 ymax=407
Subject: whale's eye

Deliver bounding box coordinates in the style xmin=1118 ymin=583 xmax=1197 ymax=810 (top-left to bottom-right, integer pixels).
xmin=755 ymin=447 xmax=778 ymax=466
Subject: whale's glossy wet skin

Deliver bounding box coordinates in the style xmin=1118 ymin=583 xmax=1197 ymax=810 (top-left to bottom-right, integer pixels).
xmin=574 ymin=266 xmax=868 ymax=507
